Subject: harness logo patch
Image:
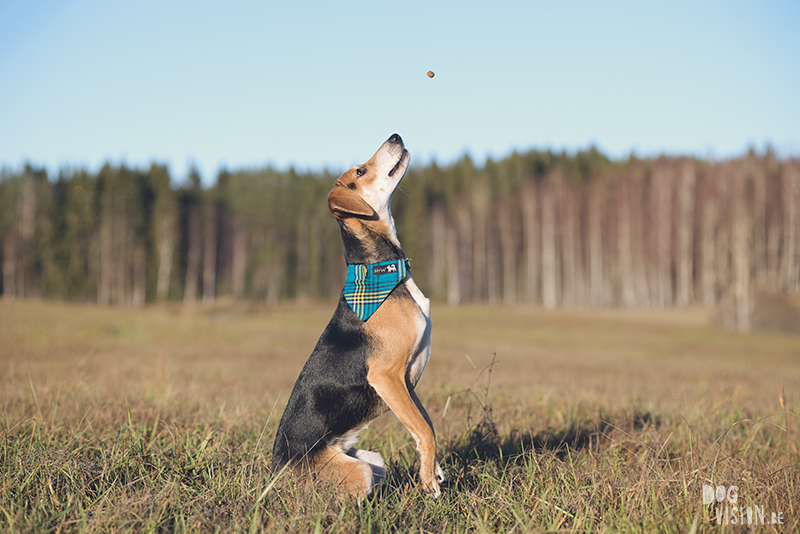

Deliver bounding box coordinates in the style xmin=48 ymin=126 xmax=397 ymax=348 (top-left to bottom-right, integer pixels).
xmin=373 ymin=263 xmax=398 ymax=276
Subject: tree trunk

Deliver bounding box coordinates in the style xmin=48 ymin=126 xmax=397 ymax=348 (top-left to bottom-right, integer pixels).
xmin=132 ymin=242 xmax=146 ymax=307
xmin=2 ymin=230 xmax=16 ymax=299
xmin=750 ymin=157 xmax=767 ymax=287
xmin=113 ymin=201 xmax=127 ymax=305
xmin=430 ymin=202 xmax=447 ymax=301
xmin=265 ymin=254 xmax=283 ymax=305
xmin=98 ymin=196 xmax=113 ymax=305
xmin=17 ymin=177 xmax=35 ymax=299
xmin=617 ymin=178 xmax=636 ymax=307
xmin=765 ymin=159 xmax=782 ymax=289
xmin=732 ymin=168 xmax=751 ymax=331
xmin=202 ymin=203 xmax=217 ymax=306
xmin=651 ymin=164 xmax=673 ymax=307
xmin=541 ymin=176 xmax=558 ymax=309
xmin=675 ymin=160 xmax=695 ymax=307
xmin=156 ymin=210 xmax=175 ymax=301
xmin=561 ymin=186 xmax=577 ymax=306
xmin=782 ymin=162 xmax=799 ymax=291
xmin=471 ymin=183 xmax=489 ymax=301
xmin=588 ymin=179 xmax=604 ymax=307
xmin=183 ymin=204 xmax=201 ymax=304
xmin=497 ymin=196 xmax=517 ymax=304
xmin=715 ymin=170 xmax=733 ymax=324
xmin=231 ymin=214 xmax=246 ymax=300
xmin=629 ymin=176 xmax=649 ymax=307
xmin=445 ymin=218 xmax=461 ymax=305
xmin=573 ymin=186 xmax=589 ymax=306
xmin=700 ymin=177 xmax=718 ymax=305
xmin=521 ymin=180 xmax=539 ymax=303
xmin=456 ymin=203 xmax=473 ymax=302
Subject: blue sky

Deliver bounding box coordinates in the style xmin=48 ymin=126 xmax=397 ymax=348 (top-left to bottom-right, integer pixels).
xmin=1 ymin=1 xmax=798 ymax=182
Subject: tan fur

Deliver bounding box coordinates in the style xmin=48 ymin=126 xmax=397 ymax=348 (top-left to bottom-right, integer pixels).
xmin=313 ymin=447 xmax=376 ymax=501
xmin=364 ymin=294 xmax=442 ymax=496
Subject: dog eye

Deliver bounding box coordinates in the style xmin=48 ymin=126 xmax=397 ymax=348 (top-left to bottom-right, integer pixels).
xmin=356 ymin=166 xmax=367 ymax=178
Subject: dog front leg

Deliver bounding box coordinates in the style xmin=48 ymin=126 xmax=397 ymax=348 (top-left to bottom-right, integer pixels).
xmin=368 ymin=369 xmax=441 ymax=497
xmin=409 ymin=387 xmax=445 ymax=484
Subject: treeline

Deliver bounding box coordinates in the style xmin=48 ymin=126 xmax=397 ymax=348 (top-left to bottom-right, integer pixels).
xmin=1 ymin=149 xmax=798 ymax=329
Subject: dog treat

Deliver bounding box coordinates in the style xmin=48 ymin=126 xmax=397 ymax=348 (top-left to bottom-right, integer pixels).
xmin=427 ymin=70 xmax=435 ymax=78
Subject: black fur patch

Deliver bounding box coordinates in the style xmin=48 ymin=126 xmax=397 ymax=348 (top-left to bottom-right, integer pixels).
xmin=271 ymin=295 xmax=386 ymax=470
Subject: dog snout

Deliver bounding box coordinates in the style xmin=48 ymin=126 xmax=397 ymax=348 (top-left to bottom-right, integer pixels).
xmin=387 ymin=133 xmax=404 ymax=146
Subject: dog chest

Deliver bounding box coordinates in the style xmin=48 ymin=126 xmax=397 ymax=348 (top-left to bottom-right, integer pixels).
xmin=401 ymin=278 xmax=432 ymax=387
xmin=364 ymin=279 xmax=430 ymax=374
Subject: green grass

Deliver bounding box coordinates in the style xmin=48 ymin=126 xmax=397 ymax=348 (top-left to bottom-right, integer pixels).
xmin=1 ymin=300 xmax=798 ymax=532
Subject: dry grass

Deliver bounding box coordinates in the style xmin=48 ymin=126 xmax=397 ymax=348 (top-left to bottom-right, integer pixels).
xmin=1 ymin=299 xmax=798 ymax=532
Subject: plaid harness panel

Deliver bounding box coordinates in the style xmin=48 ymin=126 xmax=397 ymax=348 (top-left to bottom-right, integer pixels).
xmin=343 ymin=258 xmax=410 ymax=321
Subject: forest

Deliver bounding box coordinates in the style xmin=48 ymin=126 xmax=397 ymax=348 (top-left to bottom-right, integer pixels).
xmin=1 ymin=148 xmax=798 ymax=332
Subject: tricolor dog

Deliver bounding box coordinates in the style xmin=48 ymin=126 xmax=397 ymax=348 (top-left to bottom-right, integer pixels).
xmin=271 ymin=134 xmax=445 ymax=500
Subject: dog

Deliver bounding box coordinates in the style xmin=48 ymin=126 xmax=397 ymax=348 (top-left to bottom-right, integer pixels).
xmin=271 ymin=134 xmax=445 ymax=500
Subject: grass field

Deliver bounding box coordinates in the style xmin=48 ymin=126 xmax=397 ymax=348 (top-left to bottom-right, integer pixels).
xmin=1 ymin=299 xmax=798 ymax=533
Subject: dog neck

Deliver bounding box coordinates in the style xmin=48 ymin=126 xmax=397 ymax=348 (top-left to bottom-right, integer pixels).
xmin=337 ymin=217 xmax=405 ymax=265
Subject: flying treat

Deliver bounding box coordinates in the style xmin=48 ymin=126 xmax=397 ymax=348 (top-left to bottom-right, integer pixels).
xmin=427 ymin=70 xmax=435 ymax=78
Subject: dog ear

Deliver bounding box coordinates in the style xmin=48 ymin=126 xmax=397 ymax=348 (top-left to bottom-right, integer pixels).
xmin=328 ymin=186 xmax=377 ymax=219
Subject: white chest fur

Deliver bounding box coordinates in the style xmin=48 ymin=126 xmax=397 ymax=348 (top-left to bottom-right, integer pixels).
xmin=404 ymin=277 xmax=432 ymax=387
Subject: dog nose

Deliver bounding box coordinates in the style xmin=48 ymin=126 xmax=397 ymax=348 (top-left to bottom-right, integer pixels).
xmin=387 ymin=133 xmax=403 ymax=146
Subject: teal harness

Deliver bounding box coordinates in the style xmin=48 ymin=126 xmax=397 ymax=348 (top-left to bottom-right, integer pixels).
xmin=343 ymin=258 xmax=411 ymax=321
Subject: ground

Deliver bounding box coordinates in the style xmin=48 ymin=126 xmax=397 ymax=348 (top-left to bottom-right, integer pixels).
xmin=1 ymin=300 xmax=797 ymax=532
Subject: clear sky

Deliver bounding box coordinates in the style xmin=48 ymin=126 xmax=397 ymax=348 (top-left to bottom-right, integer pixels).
xmin=1 ymin=1 xmax=798 ymax=183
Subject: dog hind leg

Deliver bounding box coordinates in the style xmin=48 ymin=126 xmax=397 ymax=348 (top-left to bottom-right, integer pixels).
xmin=314 ymin=446 xmax=378 ymax=502
xmin=347 ymin=448 xmax=386 ymax=490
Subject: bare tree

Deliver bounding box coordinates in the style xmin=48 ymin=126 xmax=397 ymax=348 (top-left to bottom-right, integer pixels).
xmin=749 ymin=156 xmax=768 ymax=287
xmin=560 ymin=184 xmax=578 ymax=306
xmin=588 ymin=178 xmax=604 ymax=307
xmin=430 ymin=202 xmax=447 ymax=301
xmin=731 ymin=166 xmax=751 ymax=331
xmin=715 ymin=168 xmax=733 ymax=324
xmin=456 ymin=202 xmax=473 ymax=302
xmin=782 ymin=161 xmax=799 ymax=291
xmin=628 ymin=170 xmax=650 ymax=307
xmin=230 ymin=214 xmax=247 ymax=300
xmin=699 ymin=172 xmax=718 ymax=305
xmin=2 ymin=228 xmax=16 ymax=299
xmin=183 ymin=204 xmax=201 ymax=304
xmin=617 ymin=177 xmax=636 ymax=307
xmin=675 ymin=159 xmax=696 ymax=307
xmin=132 ymin=243 xmax=146 ymax=307
xmin=521 ymin=180 xmax=539 ymax=303
xmin=471 ymin=181 xmax=489 ymax=302
xmin=97 ymin=180 xmax=113 ymax=305
xmin=156 ymin=210 xmax=175 ymax=301
xmin=497 ymin=195 xmax=517 ymax=304
xmin=650 ymin=163 xmax=673 ymax=308
xmin=202 ymin=202 xmax=217 ymax=306
xmin=445 ymin=218 xmax=461 ymax=305
xmin=541 ymin=174 xmax=558 ymax=309
xmin=765 ymin=155 xmax=782 ymax=288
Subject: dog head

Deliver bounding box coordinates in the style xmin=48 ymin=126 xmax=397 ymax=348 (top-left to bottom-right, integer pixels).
xmin=328 ymin=134 xmax=409 ymax=261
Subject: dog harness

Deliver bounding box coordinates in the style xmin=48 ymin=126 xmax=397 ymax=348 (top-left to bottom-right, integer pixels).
xmin=343 ymin=258 xmax=411 ymax=321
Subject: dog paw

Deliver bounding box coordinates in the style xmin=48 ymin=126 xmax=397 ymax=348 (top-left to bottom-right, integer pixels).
xmin=421 ymin=477 xmax=441 ymax=498
xmin=420 ymin=465 xmax=443 ymax=498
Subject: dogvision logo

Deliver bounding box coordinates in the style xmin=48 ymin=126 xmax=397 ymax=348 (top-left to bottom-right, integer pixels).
xmin=703 ymin=485 xmax=785 ymax=526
